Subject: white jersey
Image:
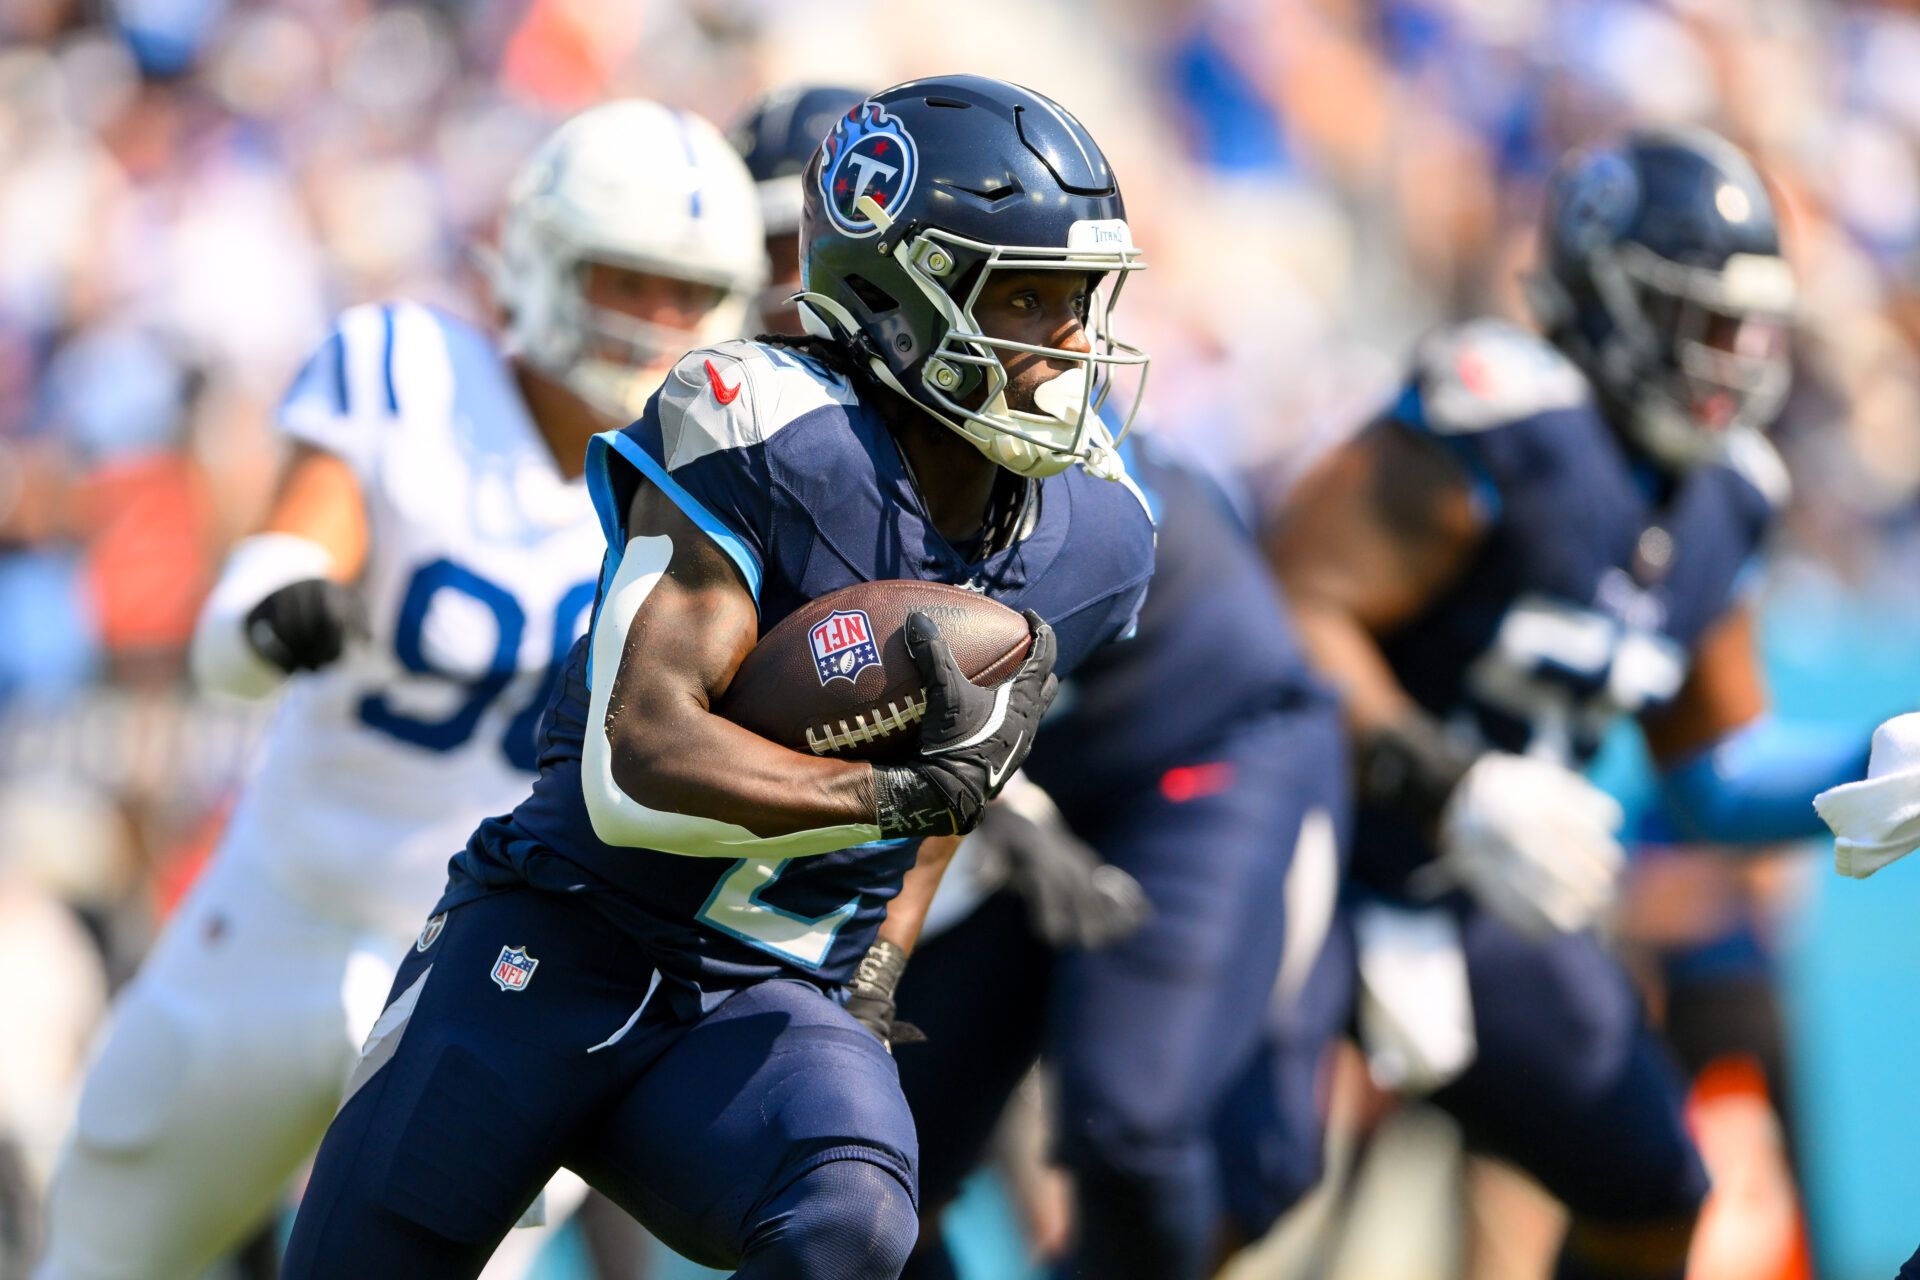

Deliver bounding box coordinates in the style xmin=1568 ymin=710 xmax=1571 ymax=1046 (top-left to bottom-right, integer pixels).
xmin=222 ymin=302 xmax=603 ymax=943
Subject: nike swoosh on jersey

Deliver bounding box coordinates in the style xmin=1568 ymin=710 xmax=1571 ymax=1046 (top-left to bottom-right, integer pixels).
xmin=705 ymin=359 xmax=743 ymax=405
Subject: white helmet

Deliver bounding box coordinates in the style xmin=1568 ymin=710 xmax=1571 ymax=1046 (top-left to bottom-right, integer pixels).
xmin=495 ymin=99 xmax=767 ymax=419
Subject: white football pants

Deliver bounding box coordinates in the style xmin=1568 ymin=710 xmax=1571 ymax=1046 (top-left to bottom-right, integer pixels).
xmin=33 ymin=851 xmax=584 ymax=1280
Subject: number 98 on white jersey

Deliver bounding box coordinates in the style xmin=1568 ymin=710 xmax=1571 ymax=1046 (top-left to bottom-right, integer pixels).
xmin=225 ymin=302 xmax=604 ymax=945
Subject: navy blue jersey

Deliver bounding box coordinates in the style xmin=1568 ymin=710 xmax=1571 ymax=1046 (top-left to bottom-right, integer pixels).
xmin=1358 ymin=319 xmax=1784 ymax=890
xmin=450 ymin=340 xmax=1156 ymax=989
xmin=1025 ymin=437 xmax=1333 ymax=818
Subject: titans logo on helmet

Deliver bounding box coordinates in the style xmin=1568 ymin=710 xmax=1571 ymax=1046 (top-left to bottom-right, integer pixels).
xmin=1557 ymin=150 xmax=1641 ymax=254
xmin=819 ymin=103 xmax=918 ymax=238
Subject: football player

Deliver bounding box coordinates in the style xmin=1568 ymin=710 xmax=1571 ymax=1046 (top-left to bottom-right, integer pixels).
xmin=1263 ymin=127 xmax=1877 ymax=1280
xmin=33 ymin=100 xmax=766 ymax=1280
xmin=730 ymin=83 xmax=866 ymax=335
xmin=733 ymin=92 xmax=1330 ymax=1279
xmin=892 ymin=434 xmax=1352 ymax=1280
xmin=278 ymin=75 xmax=1156 ymax=1280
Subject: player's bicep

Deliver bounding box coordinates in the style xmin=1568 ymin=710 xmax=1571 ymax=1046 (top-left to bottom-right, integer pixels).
xmin=599 ymin=478 xmax=760 ymax=739
xmin=259 ymin=443 xmax=369 ymax=581
xmin=1266 ymin=420 xmax=1484 ymax=632
xmin=1642 ymin=603 xmax=1769 ymax=765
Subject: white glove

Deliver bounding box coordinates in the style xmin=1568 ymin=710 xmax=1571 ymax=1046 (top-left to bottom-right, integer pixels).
xmin=1814 ymin=712 xmax=1920 ymax=880
xmin=1412 ymin=752 xmax=1625 ymax=937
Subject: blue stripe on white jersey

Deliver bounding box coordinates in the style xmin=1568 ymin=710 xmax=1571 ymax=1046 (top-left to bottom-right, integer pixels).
xmin=239 ymin=302 xmax=603 ymax=943
xmin=669 ymin=109 xmax=704 ymax=218
xmin=379 ymin=304 xmax=399 ymax=413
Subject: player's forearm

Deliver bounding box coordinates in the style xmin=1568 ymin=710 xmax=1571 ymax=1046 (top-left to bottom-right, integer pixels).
xmin=876 ymin=835 xmax=962 ymax=956
xmin=1290 ymin=599 xmax=1479 ymax=831
xmin=1289 ymin=600 xmax=1418 ymax=736
xmin=584 ymin=719 xmax=880 ymax=858
xmin=607 ymin=707 xmax=878 ymax=838
xmin=843 ymin=834 xmax=959 ymax=1052
xmin=1660 ymin=717 xmax=1873 ymax=845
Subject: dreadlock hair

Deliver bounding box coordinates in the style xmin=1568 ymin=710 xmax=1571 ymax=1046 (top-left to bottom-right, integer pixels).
xmin=753 ymin=330 xmax=867 ymax=383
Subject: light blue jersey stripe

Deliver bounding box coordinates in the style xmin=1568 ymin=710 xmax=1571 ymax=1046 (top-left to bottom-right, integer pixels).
xmin=586 ymin=430 xmax=763 ymax=605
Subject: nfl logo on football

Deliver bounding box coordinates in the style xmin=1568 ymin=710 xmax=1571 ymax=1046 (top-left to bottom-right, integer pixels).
xmin=490 ymin=945 xmax=539 ymax=992
xmin=809 ymin=609 xmax=879 ymax=686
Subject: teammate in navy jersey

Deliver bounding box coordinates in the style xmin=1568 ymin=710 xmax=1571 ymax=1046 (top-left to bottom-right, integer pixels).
xmin=280 ymin=76 xmax=1155 ymax=1280
xmin=1265 ymin=127 xmax=1875 ymax=1280
xmin=731 ymin=83 xmax=865 ymax=334
xmin=893 ymin=437 xmax=1351 ymax=1280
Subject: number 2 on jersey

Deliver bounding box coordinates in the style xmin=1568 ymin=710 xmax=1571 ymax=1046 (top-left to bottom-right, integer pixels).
xmin=357 ymin=558 xmax=595 ymax=769
xmin=696 ymin=857 xmax=862 ymax=970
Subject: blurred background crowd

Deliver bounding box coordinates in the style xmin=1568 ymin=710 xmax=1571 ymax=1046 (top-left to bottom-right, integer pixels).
xmin=7 ymin=0 xmax=1920 ymax=1277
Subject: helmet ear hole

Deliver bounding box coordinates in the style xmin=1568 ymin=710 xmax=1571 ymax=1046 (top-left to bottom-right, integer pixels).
xmin=845 ymin=274 xmax=900 ymax=315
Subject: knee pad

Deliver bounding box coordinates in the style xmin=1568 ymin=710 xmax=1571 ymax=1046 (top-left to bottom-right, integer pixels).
xmin=746 ymin=1158 xmax=917 ymax=1280
xmin=72 ymin=997 xmax=193 ymax=1155
xmin=1055 ymin=1078 xmax=1209 ymax=1181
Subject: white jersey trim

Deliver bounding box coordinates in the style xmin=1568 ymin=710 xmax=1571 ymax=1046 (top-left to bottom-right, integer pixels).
xmin=657 ymin=339 xmax=861 ymax=472
xmin=1415 ymin=319 xmax=1590 ymax=435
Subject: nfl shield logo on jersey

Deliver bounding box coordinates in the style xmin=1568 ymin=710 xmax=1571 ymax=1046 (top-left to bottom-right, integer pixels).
xmin=809 ymin=609 xmax=879 ymax=686
xmin=490 ymin=945 xmax=539 ymax=992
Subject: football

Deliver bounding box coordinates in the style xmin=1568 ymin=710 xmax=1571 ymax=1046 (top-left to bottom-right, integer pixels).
xmin=718 ymin=580 xmax=1033 ymax=762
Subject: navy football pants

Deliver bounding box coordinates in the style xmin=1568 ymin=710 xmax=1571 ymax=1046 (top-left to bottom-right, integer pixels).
xmin=281 ymin=885 xmax=918 ymax=1279
xmin=898 ymin=706 xmax=1351 ymax=1280
xmin=1221 ymin=897 xmax=1707 ymax=1231
xmin=1428 ymin=907 xmax=1708 ymax=1224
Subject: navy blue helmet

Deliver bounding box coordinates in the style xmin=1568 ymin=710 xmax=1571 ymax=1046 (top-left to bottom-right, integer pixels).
xmin=797 ymin=75 xmax=1148 ymax=479
xmin=732 ymin=84 xmax=867 ymax=236
xmin=1529 ymin=127 xmax=1796 ymax=469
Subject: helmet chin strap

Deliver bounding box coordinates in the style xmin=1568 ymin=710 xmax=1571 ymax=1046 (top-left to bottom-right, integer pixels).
xmin=946 ymin=369 xmax=1093 ymax=480
xmin=976 ymin=430 xmax=1073 ymax=478
xmin=1030 ymin=366 xmax=1118 ymax=477
xmin=797 ymin=283 xmax=1116 ymax=481
xmin=801 ymin=293 xmax=1081 ymax=480
xmin=1627 ymin=391 xmax=1718 ymax=471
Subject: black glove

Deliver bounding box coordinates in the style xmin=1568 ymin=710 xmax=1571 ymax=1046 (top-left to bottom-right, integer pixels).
xmin=244 ymin=578 xmax=367 ymax=673
xmin=873 ymin=610 xmax=1058 ymax=838
xmin=973 ymin=786 xmax=1151 ymax=950
xmin=842 ymin=939 xmax=926 ymax=1053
